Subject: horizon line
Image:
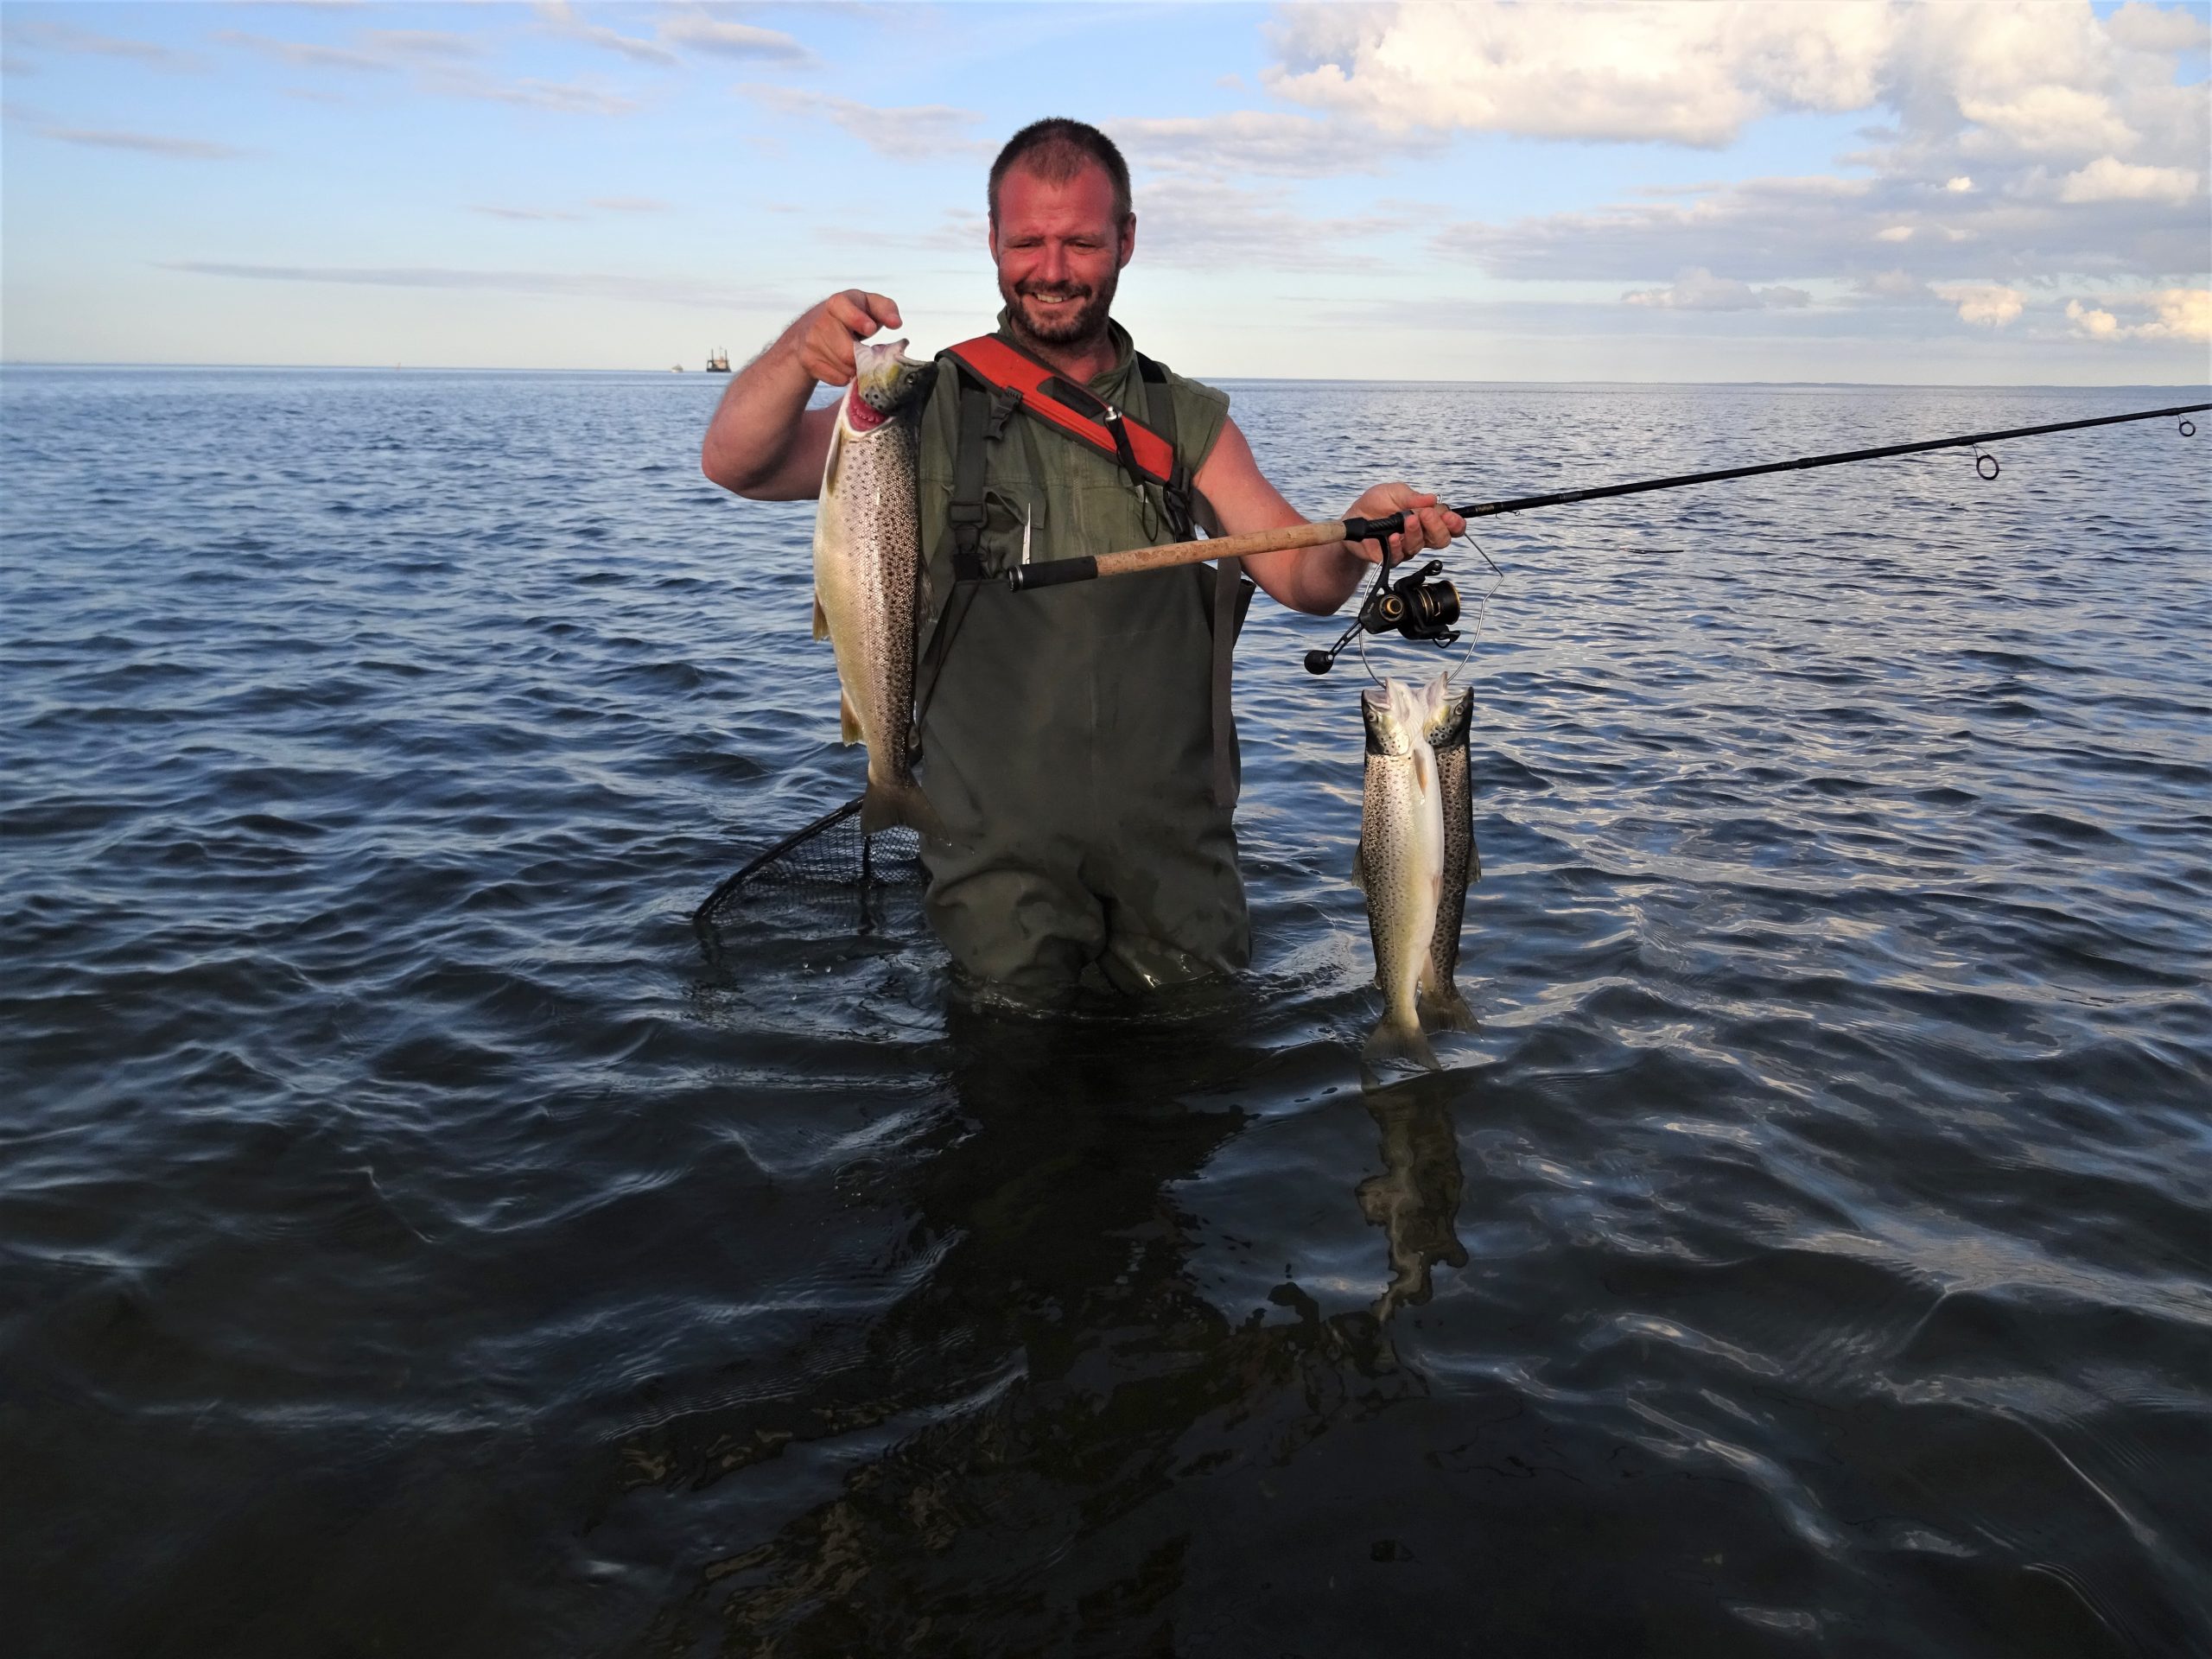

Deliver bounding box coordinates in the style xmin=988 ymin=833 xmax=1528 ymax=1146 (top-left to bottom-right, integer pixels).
xmin=3 ymin=359 xmax=2207 ymax=393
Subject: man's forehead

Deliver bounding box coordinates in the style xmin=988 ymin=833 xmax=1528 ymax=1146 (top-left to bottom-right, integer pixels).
xmin=995 ymin=159 xmax=1124 ymax=224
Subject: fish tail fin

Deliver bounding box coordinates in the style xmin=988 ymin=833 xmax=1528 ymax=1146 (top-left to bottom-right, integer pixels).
xmin=861 ymin=777 xmax=952 ymax=844
xmin=1362 ymin=1014 xmax=1440 ymax=1072
xmin=1420 ymin=983 xmax=1478 ymax=1033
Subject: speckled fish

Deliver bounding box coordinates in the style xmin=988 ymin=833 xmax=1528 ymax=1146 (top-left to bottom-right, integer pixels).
xmin=1421 ymin=681 xmax=1478 ymax=1030
xmin=811 ymin=339 xmax=948 ymax=839
xmin=1352 ymin=677 xmax=1446 ymax=1070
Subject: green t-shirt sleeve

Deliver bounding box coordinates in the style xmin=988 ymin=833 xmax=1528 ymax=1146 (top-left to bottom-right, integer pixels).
xmin=1166 ymin=372 xmax=1230 ymax=478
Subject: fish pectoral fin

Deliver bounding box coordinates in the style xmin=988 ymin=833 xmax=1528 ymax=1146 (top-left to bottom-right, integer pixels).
xmin=839 ymin=687 xmax=862 ymax=745
xmin=811 ymin=590 xmax=830 ymax=641
xmin=822 ymin=421 xmax=844 ymax=494
xmin=1350 ymin=838 xmax=1367 ymax=894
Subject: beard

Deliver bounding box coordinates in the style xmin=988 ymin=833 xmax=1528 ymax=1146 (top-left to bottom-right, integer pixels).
xmin=1001 ymin=266 xmax=1119 ymax=351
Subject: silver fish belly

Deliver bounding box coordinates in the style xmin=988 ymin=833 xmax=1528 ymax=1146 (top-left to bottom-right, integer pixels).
xmin=1354 ymin=677 xmax=1446 ymax=1070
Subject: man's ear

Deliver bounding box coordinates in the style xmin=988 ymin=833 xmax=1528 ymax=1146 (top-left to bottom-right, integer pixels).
xmin=987 ymin=214 xmax=999 ymax=257
xmin=1118 ymin=213 xmax=1136 ymax=269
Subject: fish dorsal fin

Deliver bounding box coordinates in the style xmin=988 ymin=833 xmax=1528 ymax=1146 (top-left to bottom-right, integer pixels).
xmin=823 ymin=419 xmax=845 ymax=495
xmin=811 ymin=588 xmax=829 ymax=640
xmin=839 ymin=686 xmax=862 ymax=745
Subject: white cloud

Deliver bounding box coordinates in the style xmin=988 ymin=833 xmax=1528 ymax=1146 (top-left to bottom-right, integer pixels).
xmin=1114 ymin=111 xmax=1428 ymax=178
xmin=1933 ymin=283 xmax=2024 ymax=326
xmin=161 ymin=260 xmax=763 ymax=309
xmin=471 ymin=205 xmax=584 ymax=221
xmin=1856 ymin=268 xmax=1935 ymax=302
xmin=2101 ymin=3 xmax=2212 ymax=54
xmin=2056 ymin=156 xmax=2202 ymax=205
xmin=2 ymin=18 xmax=200 ymax=70
xmin=1622 ymin=267 xmax=1812 ymax=310
xmin=533 ymin=2 xmax=677 ymax=67
xmin=1264 ymin=1 xmax=1897 ymax=148
xmin=739 ymin=87 xmax=985 ymax=158
xmin=437 ymin=75 xmax=637 ymax=117
xmin=1134 ymin=175 xmax=1405 ymax=271
xmin=43 ymin=126 xmax=248 ymax=159
xmin=589 ymin=196 xmax=670 ymax=213
xmin=661 ymin=11 xmax=812 ymax=65
xmin=359 ymin=29 xmax=481 ymax=62
xmin=2065 ymin=289 xmax=2212 ymax=342
xmin=214 ymin=29 xmax=393 ymax=73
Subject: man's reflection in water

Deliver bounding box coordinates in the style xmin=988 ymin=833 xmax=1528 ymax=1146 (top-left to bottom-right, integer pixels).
xmin=1358 ymin=1074 xmax=1471 ymax=1319
xmin=628 ymin=999 xmax=1471 ymax=1655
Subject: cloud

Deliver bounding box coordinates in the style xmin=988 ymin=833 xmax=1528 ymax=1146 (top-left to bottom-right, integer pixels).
xmin=1854 ymin=268 xmax=1936 ymax=302
xmin=160 ymin=260 xmax=765 ymax=309
xmin=589 ymin=196 xmax=671 ymax=213
xmin=2 ymin=19 xmax=200 ymax=70
xmin=2065 ymin=288 xmax=2212 ymax=342
xmin=1263 ymin=1 xmax=1897 ymax=148
xmin=1133 ymin=176 xmax=1405 ymax=271
xmin=2101 ymin=3 xmax=2212 ymax=54
xmin=661 ymin=11 xmax=812 ymax=65
xmin=534 ymin=2 xmax=677 ymax=67
xmin=2056 ymin=156 xmax=2201 ymax=206
xmin=213 ymin=29 xmax=393 ymax=73
xmin=1622 ymin=267 xmax=1812 ymax=310
xmin=471 ymin=205 xmax=584 ymax=221
xmin=740 ymin=86 xmax=985 ymax=157
xmin=1933 ymin=283 xmax=2024 ymax=327
xmin=435 ymin=75 xmax=638 ymax=116
xmin=358 ymin=29 xmax=482 ymax=62
xmin=42 ymin=127 xmax=248 ymax=160
xmin=1113 ymin=111 xmax=1430 ymax=178
xmin=1435 ymin=158 xmax=2205 ymax=291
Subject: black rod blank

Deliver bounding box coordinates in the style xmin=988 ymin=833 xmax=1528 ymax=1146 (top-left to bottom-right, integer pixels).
xmin=1451 ymin=401 xmax=2209 ymax=523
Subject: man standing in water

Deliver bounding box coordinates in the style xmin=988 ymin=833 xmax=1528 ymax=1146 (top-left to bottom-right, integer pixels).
xmin=702 ymin=118 xmax=1463 ymax=1000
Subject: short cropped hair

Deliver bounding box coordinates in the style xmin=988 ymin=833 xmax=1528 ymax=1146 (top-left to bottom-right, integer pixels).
xmin=988 ymin=118 xmax=1133 ymax=224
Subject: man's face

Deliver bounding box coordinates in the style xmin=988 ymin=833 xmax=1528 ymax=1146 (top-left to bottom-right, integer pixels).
xmin=989 ymin=161 xmax=1134 ymax=351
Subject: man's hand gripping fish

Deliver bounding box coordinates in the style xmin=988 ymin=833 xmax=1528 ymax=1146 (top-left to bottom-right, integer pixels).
xmin=810 ymin=339 xmax=950 ymax=841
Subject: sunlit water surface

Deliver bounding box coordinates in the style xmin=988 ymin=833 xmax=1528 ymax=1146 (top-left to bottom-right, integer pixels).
xmin=4 ymin=367 xmax=2209 ymax=1656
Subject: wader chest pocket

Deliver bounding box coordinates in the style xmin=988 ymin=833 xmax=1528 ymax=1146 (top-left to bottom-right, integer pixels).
xmin=981 ymin=486 xmax=1046 ymax=575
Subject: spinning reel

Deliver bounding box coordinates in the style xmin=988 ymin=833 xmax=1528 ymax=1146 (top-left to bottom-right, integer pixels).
xmin=1304 ymin=551 xmax=1492 ymax=677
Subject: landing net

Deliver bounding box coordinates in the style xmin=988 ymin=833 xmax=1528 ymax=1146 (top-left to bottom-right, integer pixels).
xmin=691 ymin=795 xmax=922 ymax=938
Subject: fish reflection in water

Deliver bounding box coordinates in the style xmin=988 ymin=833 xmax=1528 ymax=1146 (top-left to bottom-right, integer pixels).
xmin=1357 ymin=1076 xmax=1471 ymax=1320
xmin=616 ymin=1001 xmax=1472 ymax=1655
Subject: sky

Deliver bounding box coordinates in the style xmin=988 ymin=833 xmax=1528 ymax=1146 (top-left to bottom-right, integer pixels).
xmin=3 ymin=0 xmax=2209 ymax=383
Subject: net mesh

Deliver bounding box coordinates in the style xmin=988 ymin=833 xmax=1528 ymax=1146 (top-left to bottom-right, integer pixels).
xmin=691 ymin=795 xmax=923 ymax=938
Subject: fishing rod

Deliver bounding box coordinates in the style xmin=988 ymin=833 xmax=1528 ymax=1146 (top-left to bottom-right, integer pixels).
xmin=1002 ymin=400 xmax=2209 ymax=600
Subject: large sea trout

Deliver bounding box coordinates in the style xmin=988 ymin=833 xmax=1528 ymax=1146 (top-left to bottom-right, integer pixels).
xmin=1421 ymin=683 xmax=1478 ymax=1030
xmin=811 ymin=339 xmax=948 ymax=840
xmin=1353 ymin=677 xmax=1448 ymax=1069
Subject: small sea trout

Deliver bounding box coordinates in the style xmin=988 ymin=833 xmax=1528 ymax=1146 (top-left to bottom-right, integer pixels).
xmin=1421 ymin=682 xmax=1478 ymax=1029
xmin=1354 ymin=677 xmax=1447 ymax=1069
xmin=811 ymin=340 xmax=948 ymax=840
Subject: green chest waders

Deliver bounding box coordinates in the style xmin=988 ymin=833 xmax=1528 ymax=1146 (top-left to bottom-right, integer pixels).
xmin=912 ymin=321 xmax=1254 ymax=998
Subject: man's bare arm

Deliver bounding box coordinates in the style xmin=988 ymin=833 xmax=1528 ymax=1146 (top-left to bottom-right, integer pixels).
xmin=701 ymin=290 xmax=902 ymax=500
xmin=1192 ymin=418 xmax=1463 ymax=616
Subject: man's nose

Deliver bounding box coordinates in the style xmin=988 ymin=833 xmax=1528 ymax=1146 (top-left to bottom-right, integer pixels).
xmin=1035 ymin=242 xmax=1071 ymax=283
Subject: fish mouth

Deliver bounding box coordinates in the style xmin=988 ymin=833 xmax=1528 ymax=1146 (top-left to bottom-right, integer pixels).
xmin=852 ymin=338 xmax=931 ymax=415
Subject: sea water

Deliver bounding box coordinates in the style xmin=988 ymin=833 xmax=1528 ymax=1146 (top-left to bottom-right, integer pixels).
xmin=4 ymin=367 xmax=2209 ymax=1656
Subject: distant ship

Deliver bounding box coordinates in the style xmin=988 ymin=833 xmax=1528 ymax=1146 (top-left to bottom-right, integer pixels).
xmin=706 ymin=349 xmax=730 ymax=372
